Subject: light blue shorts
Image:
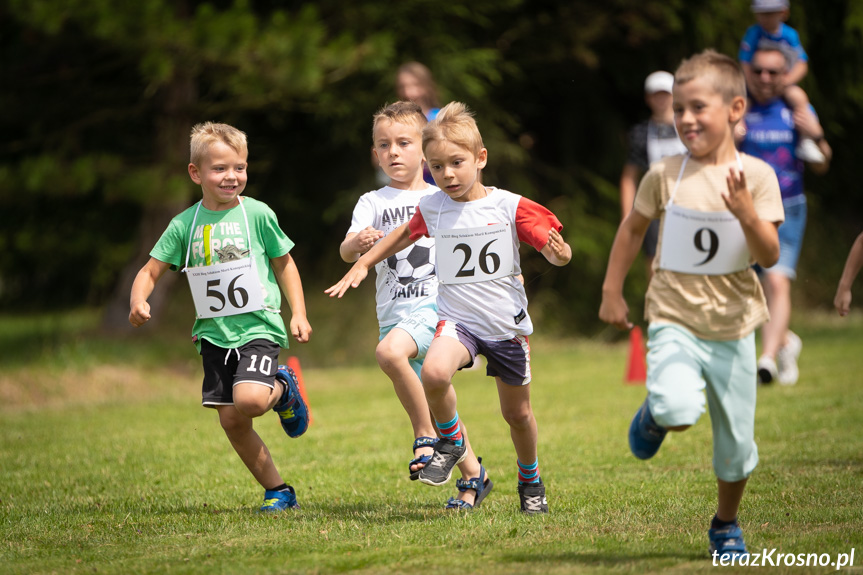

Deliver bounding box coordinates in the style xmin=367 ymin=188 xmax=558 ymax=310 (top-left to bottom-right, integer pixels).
xmin=763 ymin=197 xmax=807 ymax=280
xmin=645 ymin=323 xmax=759 ymax=482
xmin=379 ymin=304 xmax=438 ymax=379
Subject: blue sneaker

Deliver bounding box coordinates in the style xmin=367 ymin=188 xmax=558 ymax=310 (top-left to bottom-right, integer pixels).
xmin=628 ymin=398 xmax=667 ymax=459
xmin=709 ymin=523 xmax=748 ymax=561
xmin=273 ymin=365 xmax=310 ymax=438
xmin=259 ymin=486 xmax=299 ymax=512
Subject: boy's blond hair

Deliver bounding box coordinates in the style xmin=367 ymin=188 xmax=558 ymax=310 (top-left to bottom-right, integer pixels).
xmin=372 ymin=101 xmax=428 ymax=140
xmin=190 ymin=122 xmax=248 ymax=166
xmin=422 ymin=101 xmax=484 ymax=157
xmin=675 ymin=49 xmax=746 ymax=103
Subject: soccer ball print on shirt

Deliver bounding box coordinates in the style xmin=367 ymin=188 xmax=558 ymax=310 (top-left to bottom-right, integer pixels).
xmin=383 ymin=238 xmax=436 ymax=298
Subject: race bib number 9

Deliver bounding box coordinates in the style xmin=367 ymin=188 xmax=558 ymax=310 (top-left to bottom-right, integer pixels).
xmin=185 ymin=259 xmax=265 ymax=318
xmin=435 ymin=223 xmax=515 ymax=284
xmin=659 ymin=205 xmax=750 ymax=275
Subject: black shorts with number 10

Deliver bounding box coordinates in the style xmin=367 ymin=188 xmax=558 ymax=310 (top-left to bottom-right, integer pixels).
xmin=200 ymin=338 xmax=280 ymax=407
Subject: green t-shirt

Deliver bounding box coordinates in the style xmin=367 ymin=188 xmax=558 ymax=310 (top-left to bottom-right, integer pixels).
xmin=151 ymin=197 xmax=294 ymax=352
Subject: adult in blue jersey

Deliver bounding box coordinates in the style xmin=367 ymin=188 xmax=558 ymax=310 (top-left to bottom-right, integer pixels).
xmin=740 ymin=47 xmax=831 ymax=386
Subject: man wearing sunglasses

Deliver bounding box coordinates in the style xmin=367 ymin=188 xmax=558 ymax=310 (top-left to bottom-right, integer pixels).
xmin=739 ymin=47 xmax=832 ymax=387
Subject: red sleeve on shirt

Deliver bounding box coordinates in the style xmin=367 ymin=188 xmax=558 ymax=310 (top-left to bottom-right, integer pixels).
xmin=516 ymin=197 xmax=563 ymax=251
xmin=408 ymin=207 xmax=430 ymax=241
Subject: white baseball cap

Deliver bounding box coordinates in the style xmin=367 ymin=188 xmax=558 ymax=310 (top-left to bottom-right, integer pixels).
xmin=751 ymin=0 xmax=789 ymax=13
xmin=644 ymin=71 xmax=674 ymax=94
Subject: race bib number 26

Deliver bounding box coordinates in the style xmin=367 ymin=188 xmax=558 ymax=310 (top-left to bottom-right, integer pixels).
xmin=435 ymin=223 xmax=515 ymax=284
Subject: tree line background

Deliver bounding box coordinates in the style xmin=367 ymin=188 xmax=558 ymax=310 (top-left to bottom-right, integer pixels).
xmin=3 ymin=0 xmax=862 ymax=339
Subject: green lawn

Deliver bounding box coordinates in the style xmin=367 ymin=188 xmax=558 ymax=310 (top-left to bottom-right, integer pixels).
xmin=1 ymin=311 xmax=861 ymax=574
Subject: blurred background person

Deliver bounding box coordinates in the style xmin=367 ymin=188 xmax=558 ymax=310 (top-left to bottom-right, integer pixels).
xmin=619 ymin=71 xmax=688 ymax=280
xmin=396 ymin=61 xmax=442 ymax=121
xmin=740 ymin=47 xmax=831 ymax=386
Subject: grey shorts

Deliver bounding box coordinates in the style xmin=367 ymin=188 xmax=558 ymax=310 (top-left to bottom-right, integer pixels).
xmin=434 ymin=320 xmax=531 ymax=386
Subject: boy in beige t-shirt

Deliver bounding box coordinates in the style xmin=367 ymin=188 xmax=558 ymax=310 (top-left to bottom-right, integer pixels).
xmin=600 ymin=50 xmax=784 ymax=562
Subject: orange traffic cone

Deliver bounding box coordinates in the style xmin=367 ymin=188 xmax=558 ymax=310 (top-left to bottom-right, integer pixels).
xmin=287 ymin=356 xmax=312 ymax=425
xmin=625 ymin=326 xmax=647 ymax=384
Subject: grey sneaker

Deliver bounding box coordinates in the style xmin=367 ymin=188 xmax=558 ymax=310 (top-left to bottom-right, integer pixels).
xmin=776 ymin=331 xmax=802 ymax=386
xmin=757 ymin=355 xmax=778 ymax=385
xmin=518 ymin=479 xmax=548 ymax=514
xmin=418 ymin=439 xmax=467 ymax=486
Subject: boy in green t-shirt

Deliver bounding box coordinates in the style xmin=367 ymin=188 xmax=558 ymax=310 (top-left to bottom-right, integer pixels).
xmin=129 ymin=122 xmax=312 ymax=512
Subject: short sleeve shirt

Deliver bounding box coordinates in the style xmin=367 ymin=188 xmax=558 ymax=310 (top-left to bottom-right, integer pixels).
xmin=739 ymin=23 xmax=808 ymax=67
xmin=347 ymin=185 xmax=439 ymax=327
xmin=407 ymin=187 xmax=563 ymax=340
xmin=151 ymin=197 xmax=294 ymax=351
xmin=626 ymin=120 xmax=687 ymax=171
xmin=739 ymin=96 xmax=807 ymax=202
xmin=633 ymin=155 xmax=784 ymax=340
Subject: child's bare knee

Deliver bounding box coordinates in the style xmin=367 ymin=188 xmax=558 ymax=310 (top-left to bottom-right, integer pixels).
xmin=420 ymin=365 xmax=450 ymax=392
xmin=375 ymin=339 xmax=399 ymax=369
xmin=232 ymin=384 xmax=273 ymax=418
xmin=233 ymin=398 xmax=269 ymax=418
xmin=783 ymin=84 xmax=809 ymax=107
xmin=501 ymin=405 xmax=533 ymax=428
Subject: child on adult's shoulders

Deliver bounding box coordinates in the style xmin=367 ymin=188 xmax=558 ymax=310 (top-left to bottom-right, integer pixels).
xmin=738 ymin=0 xmax=825 ymax=162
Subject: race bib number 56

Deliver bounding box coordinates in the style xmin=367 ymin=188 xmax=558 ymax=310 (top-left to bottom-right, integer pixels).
xmin=185 ymin=259 xmax=265 ymax=318
xmin=435 ymin=223 xmax=515 ymax=284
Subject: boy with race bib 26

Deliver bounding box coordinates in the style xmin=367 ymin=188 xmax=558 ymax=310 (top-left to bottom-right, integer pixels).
xmin=599 ymin=50 xmax=784 ymax=560
xmin=129 ymin=122 xmax=312 ymax=512
xmin=327 ymin=102 xmax=572 ymax=513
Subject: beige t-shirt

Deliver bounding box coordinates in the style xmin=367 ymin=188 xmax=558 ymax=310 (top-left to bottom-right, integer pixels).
xmin=634 ymin=153 xmax=785 ymax=340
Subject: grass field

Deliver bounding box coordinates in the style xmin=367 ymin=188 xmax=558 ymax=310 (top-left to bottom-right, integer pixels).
xmin=1 ymin=309 xmax=862 ymax=574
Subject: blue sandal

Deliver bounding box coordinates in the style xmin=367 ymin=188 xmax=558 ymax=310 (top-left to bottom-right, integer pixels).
xmin=409 ymin=436 xmax=438 ymax=481
xmin=445 ymin=458 xmax=493 ymax=510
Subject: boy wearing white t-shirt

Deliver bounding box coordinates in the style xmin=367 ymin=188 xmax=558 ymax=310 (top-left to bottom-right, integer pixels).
xmin=329 ymin=102 xmax=572 ymax=513
xmin=599 ymin=50 xmax=783 ymax=561
xmin=340 ymin=101 xmax=456 ymax=483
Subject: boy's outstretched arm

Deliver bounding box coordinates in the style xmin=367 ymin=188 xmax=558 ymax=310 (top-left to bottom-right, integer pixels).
xmin=540 ymin=228 xmax=572 ymax=266
xmin=834 ymin=232 xmax=863 ymax=317
xmin=340 ymin=226 xmax=385 ymax=263
xmin=272 ymin=253 xmax=312 ymax=343
xmin=722 ymin=168 xmax=780 ymax=268
xmin=599 ymin=212 xmax=652 ymax=330
xmin=129 ymin=258 xmax=171 ymax=327
xmin=326 ymin=222 xmax=415 ymax=298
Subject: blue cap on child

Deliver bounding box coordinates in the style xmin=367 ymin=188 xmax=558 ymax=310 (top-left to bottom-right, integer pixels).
xmin=751 ymin=0 xmax=789 ymax=12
